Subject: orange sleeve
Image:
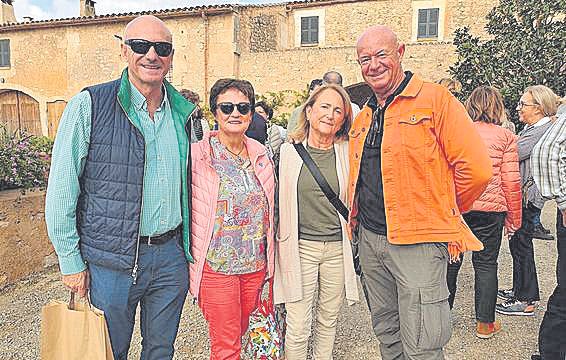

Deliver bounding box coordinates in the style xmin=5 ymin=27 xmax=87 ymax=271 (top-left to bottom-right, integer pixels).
xmin=433 ymin=90 xmax=492 ymax=213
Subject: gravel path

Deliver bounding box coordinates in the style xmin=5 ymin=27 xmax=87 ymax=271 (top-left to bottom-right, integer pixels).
xmin=0 ymin=202 xmax=558 ymax=359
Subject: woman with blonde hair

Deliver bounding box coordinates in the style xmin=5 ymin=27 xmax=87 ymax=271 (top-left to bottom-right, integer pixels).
xmin=496 ymin=85 xmax=559 ymax=317
xmin=274 ymin=84 xmax=359 ymax=359
xmin=446 ymin=85 xmax=522 ymax=338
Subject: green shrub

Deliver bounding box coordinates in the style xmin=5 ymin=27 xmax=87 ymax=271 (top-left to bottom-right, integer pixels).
xmin=0 ymin=125 xmax=53 ymax=191
xmin=450 ymin=0 xmax=565 ymax=127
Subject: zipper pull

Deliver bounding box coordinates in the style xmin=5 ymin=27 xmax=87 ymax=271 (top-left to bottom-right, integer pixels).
xmin=131 ymin=264 xmax=139 ymax=285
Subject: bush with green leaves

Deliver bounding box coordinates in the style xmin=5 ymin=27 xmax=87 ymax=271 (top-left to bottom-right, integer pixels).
xmin=450 ymin=0 xmax=565 ymax=126
xmin=0 ymin=125 xmax=53 ymax=191
xmin=256 ymin=88 xmax=308 ymax=127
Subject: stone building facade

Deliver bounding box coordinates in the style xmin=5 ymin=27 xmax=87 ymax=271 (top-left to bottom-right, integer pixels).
xmin=0 ymin=0 xmax=496 ymax=136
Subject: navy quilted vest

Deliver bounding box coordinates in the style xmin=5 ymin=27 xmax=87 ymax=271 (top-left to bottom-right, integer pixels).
xmin=78 ymin=79 xmax=145 ymax=271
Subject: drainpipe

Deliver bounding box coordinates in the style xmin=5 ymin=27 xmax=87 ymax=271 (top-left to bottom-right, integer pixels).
xmin=201 ymin=10 xmax=209 ymax=102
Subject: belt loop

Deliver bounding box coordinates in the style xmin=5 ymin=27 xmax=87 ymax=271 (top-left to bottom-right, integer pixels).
xmin=148 ymin=236 xmax=152 ymax=246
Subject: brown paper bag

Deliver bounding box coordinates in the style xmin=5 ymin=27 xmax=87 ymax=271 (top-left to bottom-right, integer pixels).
xmin=40 ymin=292 xmax=114 ymax=360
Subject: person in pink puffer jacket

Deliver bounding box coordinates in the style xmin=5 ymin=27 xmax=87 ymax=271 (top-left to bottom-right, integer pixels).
xmin=446 ymin=86 xmax=522 ymax=339
xmin=189 ymin=79 xmax=276 ymax=360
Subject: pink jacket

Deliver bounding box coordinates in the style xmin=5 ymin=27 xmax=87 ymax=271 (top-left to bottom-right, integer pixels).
xmin=469 ymin=122 xmax=522 ymax=232
xmin=189 ymin=131 xmax=276 ymax=299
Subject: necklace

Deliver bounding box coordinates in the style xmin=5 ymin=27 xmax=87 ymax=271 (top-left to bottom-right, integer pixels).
xmin=223 ymin=143 xmax=250 ymax=168
xmin=224 ymin=144 xmax=245 ymax=158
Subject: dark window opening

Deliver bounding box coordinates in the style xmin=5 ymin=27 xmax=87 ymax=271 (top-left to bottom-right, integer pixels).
xmin=0 ymin=40 xmax=10 ymax=67
xmin=301 ymin=16 xmax=319 ymax=45
xmin=417 ymin=8 xmax=439 ymax=39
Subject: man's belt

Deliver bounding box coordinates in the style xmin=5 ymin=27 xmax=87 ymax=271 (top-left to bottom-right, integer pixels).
xmin=139 ymin=225 xmax=182 ymax=245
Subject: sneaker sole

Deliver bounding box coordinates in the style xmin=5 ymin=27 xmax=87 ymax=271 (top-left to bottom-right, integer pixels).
xmin=495 ymin=309 xmax=534 ymax=316
xmin=476 ymin=328 xmax=502 ymax=339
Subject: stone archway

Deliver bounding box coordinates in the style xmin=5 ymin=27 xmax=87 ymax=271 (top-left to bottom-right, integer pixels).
xmin=0 ymin=89 xmax=42 ymax=136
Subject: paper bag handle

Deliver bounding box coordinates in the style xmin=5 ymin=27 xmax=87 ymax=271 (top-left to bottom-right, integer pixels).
xmin=68 ymin=291 xmax=92 ymax=311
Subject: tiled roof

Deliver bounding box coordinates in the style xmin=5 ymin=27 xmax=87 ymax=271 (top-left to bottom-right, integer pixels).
xmin=0 ymin=0 xmax=361 ymax=30
xmin=0 ymin=4 xmax=235 ymax=29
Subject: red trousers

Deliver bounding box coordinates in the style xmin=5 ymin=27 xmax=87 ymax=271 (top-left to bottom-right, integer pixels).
xmin=199 ymin=263 xmax=266 ymax=360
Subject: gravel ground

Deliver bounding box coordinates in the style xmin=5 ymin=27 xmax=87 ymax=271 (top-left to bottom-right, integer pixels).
xmin=0 ymin=202 xmax=558 ymax=360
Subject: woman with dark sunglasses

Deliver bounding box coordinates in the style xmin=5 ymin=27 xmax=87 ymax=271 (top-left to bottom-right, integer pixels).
xmin=188 ymin=78 xmax=276 ymax=360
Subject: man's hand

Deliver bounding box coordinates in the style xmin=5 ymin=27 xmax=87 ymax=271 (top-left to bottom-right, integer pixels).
xmin=62 ymin=270 xmax=90 ymax=298
xmin=562 ymin=209 xmax=566 ymax=227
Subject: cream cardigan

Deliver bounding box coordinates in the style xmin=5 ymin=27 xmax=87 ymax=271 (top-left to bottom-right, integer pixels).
xmin=273 ymin=140 xmax=359 ymax=306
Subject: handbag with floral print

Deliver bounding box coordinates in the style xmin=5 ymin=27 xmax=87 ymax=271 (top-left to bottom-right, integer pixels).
xmin=243 ymin=278 xmax=286 ymax=360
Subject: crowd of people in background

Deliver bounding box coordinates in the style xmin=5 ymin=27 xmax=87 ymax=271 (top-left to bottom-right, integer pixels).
xmin=44 ymin=14 xmax=566 ymax=360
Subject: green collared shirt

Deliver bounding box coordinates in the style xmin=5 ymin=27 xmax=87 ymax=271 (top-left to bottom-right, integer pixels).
xmin=45 ymin=82 xmax=182 ymax=275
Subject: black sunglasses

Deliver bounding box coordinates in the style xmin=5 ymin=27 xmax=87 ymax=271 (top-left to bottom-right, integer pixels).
xmin=217 ymin=102 xmax=252 ymax=115
xmin=124 ymin=39 xmax=173 ymax=57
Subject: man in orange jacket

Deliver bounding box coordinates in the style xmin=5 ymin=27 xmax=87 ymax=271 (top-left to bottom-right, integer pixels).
xmin=349 ymin=25 xmax=492 ymax=359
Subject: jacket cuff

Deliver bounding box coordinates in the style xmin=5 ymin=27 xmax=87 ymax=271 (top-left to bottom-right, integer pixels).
xmin=58 ymin=254 xmax=87 ymax=275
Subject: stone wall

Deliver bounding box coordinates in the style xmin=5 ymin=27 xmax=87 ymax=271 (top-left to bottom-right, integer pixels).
xmin=0 ymin=190 xmax=55 ymax=289
xmin=0 ymin=0 xmax=497 ymax=135
xmin=238 ymin=0 xmax=493 ymax=94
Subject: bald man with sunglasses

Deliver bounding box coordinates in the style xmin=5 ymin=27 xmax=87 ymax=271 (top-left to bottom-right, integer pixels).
xmin=45 ymin=15 xmax=197 ymax=359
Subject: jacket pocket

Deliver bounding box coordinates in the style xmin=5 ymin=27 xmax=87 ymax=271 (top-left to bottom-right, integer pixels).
xmin=417 ymin=284 xmax=452 ymax=351
xmin=398 ymin=110 xmax=433 ymax=150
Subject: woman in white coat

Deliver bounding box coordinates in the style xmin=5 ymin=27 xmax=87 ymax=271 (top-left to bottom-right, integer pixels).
xmin=274 ymin=84 xmax=359 ymax=360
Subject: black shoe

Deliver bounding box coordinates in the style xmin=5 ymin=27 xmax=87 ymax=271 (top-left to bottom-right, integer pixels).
xmin=533 ymin=224 xmax=554 ymax=240
xmin=531 ymin=353 xmax=541 ymax=360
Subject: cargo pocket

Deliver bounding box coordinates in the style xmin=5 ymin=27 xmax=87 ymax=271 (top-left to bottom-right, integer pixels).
xmin=417 ymin=284 xmax=452 ymax=351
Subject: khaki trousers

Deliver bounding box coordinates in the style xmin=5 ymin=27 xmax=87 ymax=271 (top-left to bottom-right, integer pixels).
xmin=285 ymin=240 xmax=345 ymax=360
xmin=358 ymin=224 xmax=452 ymax=360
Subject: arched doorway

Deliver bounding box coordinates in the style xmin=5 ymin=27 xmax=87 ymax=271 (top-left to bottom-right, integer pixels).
xmin=0 ymin=90 xmax=42 ymax=136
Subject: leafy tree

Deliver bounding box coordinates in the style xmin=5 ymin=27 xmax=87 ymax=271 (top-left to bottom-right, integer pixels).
xmin=256 ymin=88 xmax=309 ymax=127
xmin=450 ymin=0 xmax=565 ymax=126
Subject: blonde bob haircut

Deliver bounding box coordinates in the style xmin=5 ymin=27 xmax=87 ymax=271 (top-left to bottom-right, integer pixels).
xmin=524 ymin=85 xmax=560 ymax=117
xmin=290 ymin=83 xmax=353 ymax=143
xmin=465 ymin=86 xmax=506 ymax=125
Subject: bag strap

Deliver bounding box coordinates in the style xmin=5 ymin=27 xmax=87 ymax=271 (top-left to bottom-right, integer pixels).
xmin=68 ymin=291 xmax=93 ymax=311
xmin=293 ymin=143 xmax=349 ymax=221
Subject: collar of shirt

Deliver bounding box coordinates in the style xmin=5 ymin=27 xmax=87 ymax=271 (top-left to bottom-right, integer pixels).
xmin=367 ymin=71 xmax=413 ymax=112
xmin=129 ymin=81 xmax=169 ymax=112
xmin=532 ymin=116 xmax=551 ymax=128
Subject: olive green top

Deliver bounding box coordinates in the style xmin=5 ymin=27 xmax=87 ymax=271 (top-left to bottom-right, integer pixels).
xmin=297 ymin=144 xmax=342 ymax=242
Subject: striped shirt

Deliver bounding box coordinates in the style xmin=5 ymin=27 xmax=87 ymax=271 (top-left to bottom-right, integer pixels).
xmin=531 ymin=113 xmax=566 ymax=211
xmin=45 ymin=83 xmax=182 ymax=275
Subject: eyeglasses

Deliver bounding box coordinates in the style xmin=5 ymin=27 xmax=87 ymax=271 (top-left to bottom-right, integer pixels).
xmin=357 ymin=50 xmax=392 ymax=67
xmin=217 ymin=102 xmax=251 ymax=116
xmin=124 ymin=39 xmax=173 ymax=57
xmin=517 ymin=101 xmax=538 ymax=109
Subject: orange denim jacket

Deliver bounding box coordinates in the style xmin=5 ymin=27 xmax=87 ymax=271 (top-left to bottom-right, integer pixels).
xmin=348 ymin=75 xmax=492 ymax=259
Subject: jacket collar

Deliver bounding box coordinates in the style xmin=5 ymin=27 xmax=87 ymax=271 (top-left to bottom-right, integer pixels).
xmin=397 ymin=72 xmax=422 ymax=99
xmin=198 ymin=131 xmax=267 ymax=163
xmin=116 ymin=68 xmax=196 ymax=127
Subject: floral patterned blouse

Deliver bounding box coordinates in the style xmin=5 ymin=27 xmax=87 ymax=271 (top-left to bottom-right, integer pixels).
xmin=205 ymin=136 xmax=268 ymax=274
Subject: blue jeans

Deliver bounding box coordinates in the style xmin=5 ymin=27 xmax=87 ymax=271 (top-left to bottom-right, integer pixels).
xmin=89 ymin=235 xmax=189 ymax=360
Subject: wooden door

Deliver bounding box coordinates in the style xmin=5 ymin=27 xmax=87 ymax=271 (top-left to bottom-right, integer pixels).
xmin=47 ymin=100 xmax=67 ymax=138
xmin=0 ymin=90 xmax=42 ymax=136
